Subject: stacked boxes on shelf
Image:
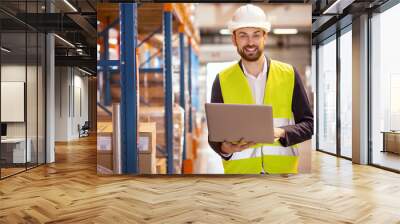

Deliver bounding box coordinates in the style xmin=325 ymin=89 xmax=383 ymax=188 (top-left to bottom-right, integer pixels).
xmin=139 ymin=105 xmax=184 ymax=174
xmin=138 ymin=122 xmax=157 ymax=174
xmin=97 ymin=121 xmax=114 ymax=174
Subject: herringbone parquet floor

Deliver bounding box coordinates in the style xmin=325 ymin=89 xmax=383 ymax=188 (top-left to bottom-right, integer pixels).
xmin=1 ymin=135 xmax=400 ymax=224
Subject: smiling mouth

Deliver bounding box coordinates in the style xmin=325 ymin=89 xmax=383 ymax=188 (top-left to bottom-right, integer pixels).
xmin=244 ymin=47 xmax=257 ymax=53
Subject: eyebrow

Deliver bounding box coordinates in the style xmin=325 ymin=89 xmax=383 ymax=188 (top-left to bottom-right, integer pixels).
xmin=238 ymin=31 xmax=261 ymax=35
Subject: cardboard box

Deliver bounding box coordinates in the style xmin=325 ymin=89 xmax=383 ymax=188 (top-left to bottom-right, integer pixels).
xmin=140 ymin=87 xmax=164 ymax=99
xmin=156 ymin=158 xmax=166 ymax=174
xmin=97 ymin=123 xmax=114 ymax=174
xmin=138 ymin=122 xmax=157 ymax=154
xmin=174 ymin=160 xmax=182 ymax=174
xmin=185 ymin=133 xmax=193 ymax=160
xmin=139 ymin=72 xmax=163 ymax=83
xmin=139 ymin=153 xmax=156 ymax=174
xmin=97 ymin=132 xmax=113 ymax=172
xmin=183 ymin=159 xmax=193 ymax=174
xmin=139 ymin=106 xmax=185 ymax=174
xmin=97 ymin=149 xmax=113 ymax=171
xmin=138 ymin=122 xmax=157 ymax=174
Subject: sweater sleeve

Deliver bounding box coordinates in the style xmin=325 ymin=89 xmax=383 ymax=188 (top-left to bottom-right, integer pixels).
xmin=207 ymin=74 xmax=232 ymax=160
xmin=278 ymin=68 xmax=314 ymax=147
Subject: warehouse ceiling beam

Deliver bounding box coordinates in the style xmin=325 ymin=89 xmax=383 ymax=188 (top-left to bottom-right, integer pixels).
xmin=0 ymin=8 xmax=37 ymax=32
xmin=55 ymin=55 xmax=95 ymax=70
xmin=67 ymin=13 xmax=97 ymax=39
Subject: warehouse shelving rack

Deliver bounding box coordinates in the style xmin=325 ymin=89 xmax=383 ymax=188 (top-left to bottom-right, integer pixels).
xmin=97 ymin=3 xmax=200 ymax=174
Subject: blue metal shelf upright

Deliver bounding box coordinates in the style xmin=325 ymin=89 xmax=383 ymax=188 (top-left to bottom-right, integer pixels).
xmin=97 ymin=3 xmax=139 ymax=174
xmin=163 ymin=5 xmax=174 ymax=174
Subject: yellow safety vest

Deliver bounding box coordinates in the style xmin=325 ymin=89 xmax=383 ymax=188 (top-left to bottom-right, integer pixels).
xmin=219 ymin=59 xmax=299 ymax=174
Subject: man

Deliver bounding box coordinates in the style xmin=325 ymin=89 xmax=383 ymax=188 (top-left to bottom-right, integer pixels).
xmin=208 ymin=4 xmax=313 ymax=174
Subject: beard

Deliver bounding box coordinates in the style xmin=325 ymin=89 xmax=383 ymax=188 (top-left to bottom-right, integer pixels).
xmin=236 ymin=44 xmax=263 ymax=62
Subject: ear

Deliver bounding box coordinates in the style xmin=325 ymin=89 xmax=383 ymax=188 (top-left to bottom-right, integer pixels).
xmin=231 ymin=33 xmax=237 ymax=47
xmin=263 ymin=32 xmax=268 ymax=45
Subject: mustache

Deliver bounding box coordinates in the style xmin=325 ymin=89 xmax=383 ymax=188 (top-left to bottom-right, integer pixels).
xmin=243 ymin=45 xmax=258 ymax=49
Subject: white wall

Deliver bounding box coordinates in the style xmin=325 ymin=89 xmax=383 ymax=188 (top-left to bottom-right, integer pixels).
xmin=1 ymin=64 xmax=46 ymax=164
xmin=55 ymin=66 xmax=69 ymax=141
xmin=1 ymin=65 xmax=41 ymax=138
xmin=54 ymin=67 xmax=89 ymax=141
xmin=1 ymin=65 xmax=26 ymax=138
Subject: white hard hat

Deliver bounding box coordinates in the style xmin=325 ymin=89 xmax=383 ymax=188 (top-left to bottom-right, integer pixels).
xmin=228 ymin=4 xmax=271 ymax=34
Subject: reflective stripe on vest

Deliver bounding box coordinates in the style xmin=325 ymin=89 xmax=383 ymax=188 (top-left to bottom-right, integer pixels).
xmin=219 ymin=59 xmax=298 ymax=174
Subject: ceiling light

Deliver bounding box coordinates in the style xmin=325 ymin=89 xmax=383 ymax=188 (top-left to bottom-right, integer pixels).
xmin=272 ymin=28 xmax=298 ymax=35
xmin=63 ymin=0 xmax=78 ymax=12
xmin=219 ymin=29 xmax=230 ymax=35
xmin=78 ymin=67 xmax=93 ymax=76
xmin=54 ymin=34 xmax=75 ymax=48
xmin=109 ymin=38 xmax=118 ymax=45
xmin=1 ymin=47 xmax=11 ymax=53
xmin=322 ymin=0 xmax=354 ymax=15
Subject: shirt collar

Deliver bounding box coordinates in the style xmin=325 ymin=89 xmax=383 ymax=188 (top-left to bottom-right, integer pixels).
xmin=242 ymin=56 xmax=268 ymax=81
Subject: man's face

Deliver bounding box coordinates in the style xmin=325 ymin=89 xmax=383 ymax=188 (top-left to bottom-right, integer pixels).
xmin=232 ymin=27 xmax=266 ymax=62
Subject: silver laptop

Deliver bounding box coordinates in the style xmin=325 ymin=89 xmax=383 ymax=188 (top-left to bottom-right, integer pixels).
xmin=205 ymin=103 xmax=275 ymax=143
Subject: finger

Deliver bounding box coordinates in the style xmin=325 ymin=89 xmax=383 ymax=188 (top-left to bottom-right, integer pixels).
xmin=223 ymin=141 xmax=233 ymax=147
xmin=239 ymin=142 xmax=253 ymax=150
xmin=243 ymin=141 xmax=255 ymax=146
xmin=247 ymin=142 xmax=256 ymax=147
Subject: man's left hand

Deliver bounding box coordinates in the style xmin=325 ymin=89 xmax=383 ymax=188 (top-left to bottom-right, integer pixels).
xmin=274 ymin=128 xmax=285 ymax=139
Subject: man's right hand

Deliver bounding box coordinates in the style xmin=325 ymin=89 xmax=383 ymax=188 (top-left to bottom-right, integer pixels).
xmin=221 ymin=138 xmax=255 ymax=154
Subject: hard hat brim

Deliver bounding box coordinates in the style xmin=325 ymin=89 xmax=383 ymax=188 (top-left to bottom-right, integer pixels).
xmin=228 ymin=21 xmax=271 ymax=34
